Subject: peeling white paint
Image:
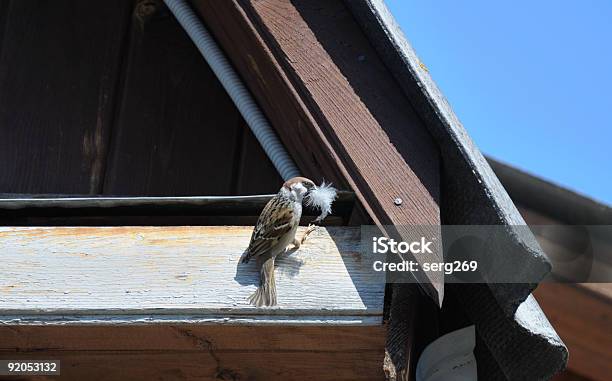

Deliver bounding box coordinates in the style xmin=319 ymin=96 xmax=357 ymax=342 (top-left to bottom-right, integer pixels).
xmin=0 ymin=226 xmax=384 ymax=325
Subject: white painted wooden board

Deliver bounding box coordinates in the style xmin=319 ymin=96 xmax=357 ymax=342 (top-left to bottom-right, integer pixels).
xmin=0 ymin=226 xmax=384 ymax=325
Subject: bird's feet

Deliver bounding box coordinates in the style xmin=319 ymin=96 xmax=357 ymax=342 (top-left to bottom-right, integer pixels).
xmin=300 ymin=224 xmax=318 ymax=244
xmin=288 ymin=224 xmax=317 ymax=253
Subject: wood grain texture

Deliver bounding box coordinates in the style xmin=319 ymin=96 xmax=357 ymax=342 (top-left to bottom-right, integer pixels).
xmin=233 ymin=125 xmax=284 ymax=195
xmin=194 ymin=0 xmax=440 ymax=224
xmin=246 ymin=0 xmax=440 ymax=219
xmin=103 ymin=0 xmax=244 ymax=196
xmin=192 ymin=0 xmax=349 ymax=188
xmin=0 ymin=349 xmax=386 ymax=381
xmin=192 ymin=0 xmax=442 ymax=302
xmin=383 ymin=284 xmax=420 ymax=381
xmin=0 ymin=226 xmax=384 ymax=324
xmin=534 ymin=283 xmax=612 ymax=381
xmin=0 ymin=325 xmax=384 ymax=351
xmin=0 ymin=325 xmax=386 ymax=380
xmin=0 ymin=0 xmax=131 ymax=194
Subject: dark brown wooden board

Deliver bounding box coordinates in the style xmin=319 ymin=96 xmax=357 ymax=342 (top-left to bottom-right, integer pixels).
xmin=250 ymin=0 xmax=441 ymax=221
xmin=0 ymin=1 xmax=9 ymax=55
xmin=0 ymin=0 xmax=132 ymax=194
xmin=233 ymin=122 xmax=284 ymax=195
xmin=0 ymin=351 xmax=384 ymax=381
xmin=192 ymin=0 xmax=350 ymax=189
xmin=0 ymin=325 xmax=384 ymax=352
xmin=535 ymin=284 xmax=611 ymax=381
xmin=194 ymin=0 xmax=440 ymax=222
xmin=103 ymin=0 xmax=245 ymax=196
xmin=0 ymin=325 xmax=386 ymax=381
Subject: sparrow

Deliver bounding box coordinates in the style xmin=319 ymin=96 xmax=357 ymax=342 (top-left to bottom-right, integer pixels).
xmin=240 ymin=177 xmax=316 ymax=307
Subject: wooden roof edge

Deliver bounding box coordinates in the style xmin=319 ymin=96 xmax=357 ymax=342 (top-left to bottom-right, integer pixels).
xmin=343 ymin=0 xmax=567 ymax=378
xmin=344 ymin=0 xmax=552 ymax=308
xmin=187 ymin=0 xmax=564 ymax=376
xmin=344 ymin=0 xmax=533 ymax=228
xmin=487 ymin=157 xmax=612 ymax=225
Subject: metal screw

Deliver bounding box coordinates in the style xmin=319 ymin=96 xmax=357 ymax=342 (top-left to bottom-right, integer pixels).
xmin=357 ymin=54 xmax=366 ymax=62
xmin=394 ymin=197 xmax=403 ymax=206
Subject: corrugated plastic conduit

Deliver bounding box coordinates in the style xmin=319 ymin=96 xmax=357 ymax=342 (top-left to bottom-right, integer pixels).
xmin=163 ymin=0 xmax=300 ymax=181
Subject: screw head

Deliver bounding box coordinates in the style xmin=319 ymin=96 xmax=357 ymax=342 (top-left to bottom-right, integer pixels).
xmin=394 ymin=197 xmax=403 ymax=206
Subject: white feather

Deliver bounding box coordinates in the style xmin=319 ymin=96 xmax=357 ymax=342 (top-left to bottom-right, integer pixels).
xmin=305 ymin=181 xmax=337 ymax=222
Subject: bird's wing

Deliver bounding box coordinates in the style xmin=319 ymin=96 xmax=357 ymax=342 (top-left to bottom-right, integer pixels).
xmin=246 ymin=197 xmax=295 ymax=259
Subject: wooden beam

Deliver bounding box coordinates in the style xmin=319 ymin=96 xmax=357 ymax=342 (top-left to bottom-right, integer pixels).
xmin=0 ymin=193 xmax=354 ymax=226
xmin=383 ymin=284 xmax=420 ymax=381
xmin=191 ymin=0 xmax=442 ymax=302
xmin=0 ymin=348 xmax=385 ymax=381
xmin=0 ymin=325 xmax=385 ymax=380
xmin=0 ymin=225 xmax=387 ymax=379
xmin=192 ymin=0 xmax=441 ymax=225
xmin=0 ymin=325 xmax=383 ymax=352
xmin=0 ymin=226 xmax=384 ymax=324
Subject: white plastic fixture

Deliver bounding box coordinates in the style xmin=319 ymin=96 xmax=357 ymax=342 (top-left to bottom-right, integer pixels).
xmin=416 ymin=325 xmax=477 ymax=381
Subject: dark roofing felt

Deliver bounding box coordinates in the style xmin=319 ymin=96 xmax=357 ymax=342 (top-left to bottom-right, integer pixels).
xmin=345 ymin=0 xmax=567 ymax=379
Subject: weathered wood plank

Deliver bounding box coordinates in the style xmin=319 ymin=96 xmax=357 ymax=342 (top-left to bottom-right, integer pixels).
xmin=0 ymin=349 xmax=386 ymax=381
xmin=103 ymin=0 xmax=243 ymax=196
xmin=0 ymin=325 xmax=384 ymax=351
xmin=0 ymin=0 xmax=131 ymax=194
xmin=0 ymin=226 xmax=384 ymax=324
xmin=0 ymin=326 xmax=386 ymax=380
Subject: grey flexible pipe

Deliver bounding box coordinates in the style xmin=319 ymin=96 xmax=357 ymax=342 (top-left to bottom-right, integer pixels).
xmin=163 ymin=0 xmax=300 ymax=181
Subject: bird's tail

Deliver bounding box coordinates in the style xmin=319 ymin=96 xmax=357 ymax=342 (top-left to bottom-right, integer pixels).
xmin=248 ymin=257 xmax=276 ymax=307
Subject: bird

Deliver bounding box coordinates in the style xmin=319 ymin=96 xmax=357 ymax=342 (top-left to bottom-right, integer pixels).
xmin=240 ymin=176 xmax=316 ymax=307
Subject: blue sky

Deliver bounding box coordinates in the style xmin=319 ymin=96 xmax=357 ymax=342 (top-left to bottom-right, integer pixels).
xmin=386 ymin=1 xmax=612 ymax=205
